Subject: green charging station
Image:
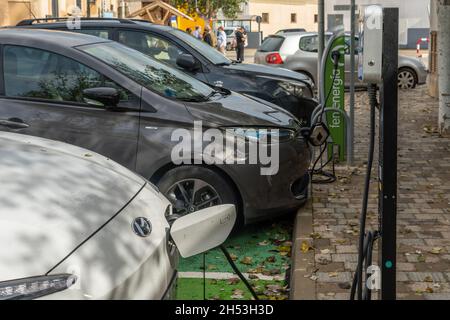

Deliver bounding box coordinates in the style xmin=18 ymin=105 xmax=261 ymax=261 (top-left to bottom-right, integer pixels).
xmin=324 ymin=34 xmax=346 ymax=162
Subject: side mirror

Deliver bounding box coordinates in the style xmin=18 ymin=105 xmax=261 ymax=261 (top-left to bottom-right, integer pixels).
xmin=82 ymin=87 xmax=120 ymax=108
xmin=170 ymin=204 xmax=236 ymax=258
xmin=176 ymin=54 xmax=199 ymax=71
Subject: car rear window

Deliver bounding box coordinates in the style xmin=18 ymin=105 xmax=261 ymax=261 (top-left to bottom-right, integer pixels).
xmin=258 ymin=36 xmax=285 ymax=52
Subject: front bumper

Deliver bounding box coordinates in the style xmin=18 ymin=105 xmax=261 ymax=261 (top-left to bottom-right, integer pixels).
xmin=221 ymin=137 xmax=311 ymax=224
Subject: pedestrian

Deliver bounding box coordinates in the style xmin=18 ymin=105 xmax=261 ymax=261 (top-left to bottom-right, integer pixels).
xmin=186 ymin=27 xmax=193 ymax=35
xmin=193 ymin=26 xmax=202 ymax=40
xmin=216 ymin=26 xmax=227 ymax=54
xmin=235 ymin=26 xmax=247 ymax=63
xmin=203 ymin=25 xmax=213 ymax=46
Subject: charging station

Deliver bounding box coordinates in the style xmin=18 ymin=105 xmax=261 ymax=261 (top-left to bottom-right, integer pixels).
xmin=353 ymin=6 xmax=399 ymax=300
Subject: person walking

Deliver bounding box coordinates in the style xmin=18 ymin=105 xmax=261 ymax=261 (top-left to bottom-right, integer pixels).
xmin=216 ymin=26 xmax=227 ymax=54
xmin=235 ymin=26 xmax=247 ymax=63
xmin=203 ymin=25 xmax=213 ymax=46
xmin=193 ymin=26 xmax=202 ymax=40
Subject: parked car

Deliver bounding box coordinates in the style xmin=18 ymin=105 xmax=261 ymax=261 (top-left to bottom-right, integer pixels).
xmin=275 ymin=28 xmax=307 ymax=35
xmin=254 ymin=32 xmax=428 ymax=89
xmin=223 ymin=27 xmax=236 ymax=51
xmin=17 ymin=18 xmax=317 ymax=126
xmin=0 ymin=28 xmax=311 ymax=224
xmin=0 ymin=131 xmax=235 ymax=299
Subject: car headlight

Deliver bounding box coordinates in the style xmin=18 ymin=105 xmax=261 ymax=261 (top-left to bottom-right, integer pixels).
xmin=279 ymin=81 xmax=310 ymax=97
xmin=0 ymin=274 xmax=77 ymax=300
xmin=225 ymin=127 xmax=296 ymax=143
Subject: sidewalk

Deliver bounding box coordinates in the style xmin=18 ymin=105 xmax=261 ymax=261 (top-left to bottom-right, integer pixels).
xmin=291 ymin=86 xmax=450 ymax=300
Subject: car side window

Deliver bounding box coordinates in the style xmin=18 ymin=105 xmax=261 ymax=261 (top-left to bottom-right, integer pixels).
xmin=118 ymin=30 xmax=187 ymax=67
xmin=299 ymin=36 xmax=320 ymax=53
xmin=3 ymin=45 xmax=134 ymax=105
xmin=73 ymin=29 xmax=110 ymax=40
xmin=344 ymin=36 xmax=360 ymax=55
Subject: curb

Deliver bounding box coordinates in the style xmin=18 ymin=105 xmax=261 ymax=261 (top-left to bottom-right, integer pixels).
xmin=290 ymin=199 xmax=316 ymax=300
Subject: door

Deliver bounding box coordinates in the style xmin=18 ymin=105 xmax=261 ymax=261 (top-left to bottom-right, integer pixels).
xmin=0 ymin=45 xmax=141 ymax=170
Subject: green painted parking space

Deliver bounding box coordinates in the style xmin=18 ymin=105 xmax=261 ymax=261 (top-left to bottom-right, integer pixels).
xmin=177 ymin=216 xmax=294 ymax=300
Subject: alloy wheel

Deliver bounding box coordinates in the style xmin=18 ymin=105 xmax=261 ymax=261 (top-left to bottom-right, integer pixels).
xmin=166 ymin=179 xmax=222 ymax=215
xmin=398 ymin=70 xmax=416 ymax=89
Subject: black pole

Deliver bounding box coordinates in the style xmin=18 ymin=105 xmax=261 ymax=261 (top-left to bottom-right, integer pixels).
xmin=379 ymin=7 xmax=399 ymax=300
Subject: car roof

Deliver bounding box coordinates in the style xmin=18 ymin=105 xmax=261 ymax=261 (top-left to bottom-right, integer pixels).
xmin=17 ymin=18 xmax=176 ymax=33
xmin=0 ymin=28 xmax=111 ymax=47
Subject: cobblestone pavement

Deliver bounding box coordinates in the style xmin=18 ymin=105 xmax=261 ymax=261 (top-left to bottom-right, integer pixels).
xmin=309 ymin=86 xmax=450 ymax=300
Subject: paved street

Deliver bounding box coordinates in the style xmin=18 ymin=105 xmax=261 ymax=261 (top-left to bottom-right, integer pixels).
xmin=293 ymin=85 xmax=450 ymax=300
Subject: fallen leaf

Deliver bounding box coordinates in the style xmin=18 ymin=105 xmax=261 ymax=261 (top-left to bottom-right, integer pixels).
xmin=430 ymin=247 xmax=443 ymax=255
xmin=227 ymin=278 xmax=240 ymax=285
xmin=231 ymin=289 xmax=244 ymax=299
xmin=266 ymin=256 xmax=276 ymax=263
xmin=424 ymin=276 xmax=433 ymax=283
xmin=258 ymin=241 xmax=270 ymax=246
xmin=240 ymin=257 xmax=253 ymax=265
xmin=328 ymin=272 xmax=339 ymax=278
xmin=300 ymin=241 xmax=312 ymax=253
xmin=229 ymin=253 xmax=238 ymax=261
xmin=310 ymin=232 xmax=322 ymax=240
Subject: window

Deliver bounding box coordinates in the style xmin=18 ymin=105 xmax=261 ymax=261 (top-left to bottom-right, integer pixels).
xmin=79 ymin=42 xmax=215 ymax=102
xmin=258 ymin=36 xmax=285 ymax=53
xmin=118 ymin=30 xmax=187 ymax=68
xmin=299 ymin=35 xmax=332 ymax=53
xmin=291 ymin=13 xmax=297 ymax=24
xmin=170 ymin=29 xmax=231 ymax=66
xmin=299 ymin=36 xmax=319 ymax=53
xmin=262 ymin=13 xmax=269 ymax=24
xmin=73 ymin=29 xmax=110 ymax=40
xmin=3 ymin=45 xmax=133 ymax=104
xmin=314 ymin=14 xmax=318 ymax=23
xmin=344 ymin=36 xmax=360 ymax=55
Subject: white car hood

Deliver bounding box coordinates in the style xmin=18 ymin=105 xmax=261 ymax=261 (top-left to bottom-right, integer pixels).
xmin=0 ymin=132 xmax=146 ymax=280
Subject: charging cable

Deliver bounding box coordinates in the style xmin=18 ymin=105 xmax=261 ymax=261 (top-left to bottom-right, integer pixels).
xmin=350 ymin=84 xmax=380 ymax=300
xmin=221 ymin=245 xmax=259 ymax=300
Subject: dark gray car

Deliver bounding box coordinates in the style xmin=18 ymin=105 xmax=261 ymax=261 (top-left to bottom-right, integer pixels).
xmin=0 ymin=29 xmax=311 ymax=224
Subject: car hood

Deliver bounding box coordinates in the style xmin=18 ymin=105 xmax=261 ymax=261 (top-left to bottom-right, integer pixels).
xmin=223 ymin=63 xmax=313 ymax=86
xmin=184 ymin=92 xmax=300 ymax=129
xmin=0 ymin=132 xmax=146 ymax=280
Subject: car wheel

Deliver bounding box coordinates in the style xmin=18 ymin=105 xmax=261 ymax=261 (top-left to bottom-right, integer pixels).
xmin=157 ymin=166 xmax=238 ymax=217
xmin=398 ymin=68 xmax=417 ymax=89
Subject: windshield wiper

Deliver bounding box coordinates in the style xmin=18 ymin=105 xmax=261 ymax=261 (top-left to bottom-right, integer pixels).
xmin=215 ymin=62 xmax=232 ymax=66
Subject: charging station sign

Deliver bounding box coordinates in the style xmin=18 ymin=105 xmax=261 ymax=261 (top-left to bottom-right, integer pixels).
xmin=325 ymin=36 xmax=346 ymax=162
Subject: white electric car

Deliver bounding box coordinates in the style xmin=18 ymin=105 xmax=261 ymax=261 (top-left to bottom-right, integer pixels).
xmin=0 ymin=132 xmax=236 ymax=300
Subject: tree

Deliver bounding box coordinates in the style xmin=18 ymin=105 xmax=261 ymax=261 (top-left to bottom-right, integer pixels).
xmin=169 ymin=0 xmax=247 ymax=20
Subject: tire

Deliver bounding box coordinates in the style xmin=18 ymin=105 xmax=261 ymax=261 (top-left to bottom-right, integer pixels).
xmin=157 ymin=166 xmax=239 ymax=220
xmin=398 ymin=68 xmax=417 ymax=89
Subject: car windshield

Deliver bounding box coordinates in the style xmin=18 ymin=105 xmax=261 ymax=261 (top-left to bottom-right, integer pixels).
xmin=78 ymin=42 xmax=215 ymax=102
xmin=169 ymin=29 xmax=232 ymax=65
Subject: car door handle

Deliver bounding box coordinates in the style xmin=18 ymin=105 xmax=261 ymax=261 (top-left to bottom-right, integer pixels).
xmin=0 ymin=118 xmax=30 ymax=129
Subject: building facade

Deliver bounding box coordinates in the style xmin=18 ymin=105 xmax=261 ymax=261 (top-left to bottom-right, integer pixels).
xmin=239 ymin=0 xmax=318 ymax=36
xmin=324 ymin=0 xmax=430 ymax=48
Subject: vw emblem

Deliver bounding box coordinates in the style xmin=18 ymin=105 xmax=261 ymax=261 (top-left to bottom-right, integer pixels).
xmin=132 ymin=217 xmax=152 ymax=237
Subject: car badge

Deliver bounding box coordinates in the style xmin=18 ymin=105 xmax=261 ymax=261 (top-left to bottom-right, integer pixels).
xmin=214 ymin=81 xmax=224 ymax=87
xmin=132 ymin=217 xmax=152 ymax=237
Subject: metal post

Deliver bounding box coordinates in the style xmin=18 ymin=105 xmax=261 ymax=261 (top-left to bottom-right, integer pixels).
xmin=349 ymin=0 xmax=356 ymax=166
xmin=437 ymin=0 xmax=450 ymax=134
xmin=318 ymin=0 xmax=325 ymax=84
xmin=379 ymin=7 xmax=399 ymax=301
